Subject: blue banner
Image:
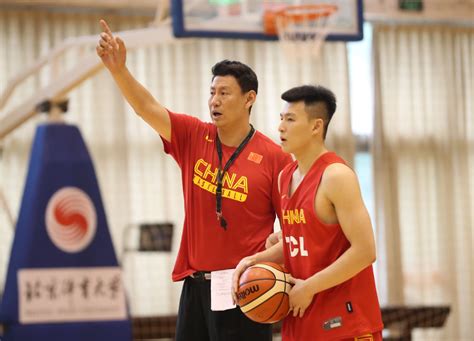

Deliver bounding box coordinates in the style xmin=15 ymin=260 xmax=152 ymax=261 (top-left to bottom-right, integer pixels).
xmin=0 ymin=124 xmax=132 ymax=341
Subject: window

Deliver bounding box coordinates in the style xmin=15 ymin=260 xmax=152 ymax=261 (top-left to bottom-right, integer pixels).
xmin=348 ymin=23 xmax=382 ymax=287
xmin=348 ymin=22 xmax=374 ymax=222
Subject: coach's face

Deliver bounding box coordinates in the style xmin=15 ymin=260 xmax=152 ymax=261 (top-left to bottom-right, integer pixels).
xmin=208 ymin=75 xmax=255 ymax=129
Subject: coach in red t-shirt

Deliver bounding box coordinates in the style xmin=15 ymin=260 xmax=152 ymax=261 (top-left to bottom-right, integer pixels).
xmin=233 ymin=85 xmax=384 ymax=340
xmin=97 ymin=20 xmax=291 ymax=341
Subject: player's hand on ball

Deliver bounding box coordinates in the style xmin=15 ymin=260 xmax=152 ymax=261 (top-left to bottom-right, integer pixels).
xmin=231 ymin=256 xmax=257 ymax=304
xmin=288 ymin=276 xmax=314 ymax=318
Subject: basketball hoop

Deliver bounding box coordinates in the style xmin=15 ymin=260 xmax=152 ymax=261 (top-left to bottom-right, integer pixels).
xmin=263 ymin=4 xmax=338 ymax=60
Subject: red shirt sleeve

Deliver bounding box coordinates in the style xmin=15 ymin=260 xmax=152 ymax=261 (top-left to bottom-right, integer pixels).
xmin=160 ymin=110 xmax=203 ymax=166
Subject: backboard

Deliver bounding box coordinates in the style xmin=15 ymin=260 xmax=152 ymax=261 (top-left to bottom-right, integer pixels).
xmin=171 ymin=0 xmax=363 ymax=41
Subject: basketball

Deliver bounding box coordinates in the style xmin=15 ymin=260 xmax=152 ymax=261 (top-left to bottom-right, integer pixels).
xmin=236 ymin=262 xmax=292 ymax=324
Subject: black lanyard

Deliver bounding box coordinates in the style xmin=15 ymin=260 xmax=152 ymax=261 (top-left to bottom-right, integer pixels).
xmin=216 ymin=125 xmax=255 ymax=230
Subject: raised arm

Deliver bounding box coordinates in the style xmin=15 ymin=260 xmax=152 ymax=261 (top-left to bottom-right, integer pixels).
xmin=96 ymin=19 xmax=171 ymax=141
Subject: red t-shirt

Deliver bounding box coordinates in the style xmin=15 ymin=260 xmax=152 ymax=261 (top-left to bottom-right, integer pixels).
xmin=280 ymin=152 xmax=383 ymax=340
xmin=162 ymin=111 xmax=292 ymax=281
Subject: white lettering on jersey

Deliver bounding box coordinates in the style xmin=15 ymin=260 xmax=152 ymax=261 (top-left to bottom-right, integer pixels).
xmin=285 ymin=236 xmax=309 ymax=257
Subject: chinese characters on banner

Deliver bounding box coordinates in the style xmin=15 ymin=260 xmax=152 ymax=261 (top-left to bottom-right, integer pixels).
xmin=18 ymin=267 xmax=127 ymax=323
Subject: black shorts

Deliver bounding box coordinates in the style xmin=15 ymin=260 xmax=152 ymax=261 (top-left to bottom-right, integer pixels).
xmin=176 ymin=276 xmax=272 ymax=341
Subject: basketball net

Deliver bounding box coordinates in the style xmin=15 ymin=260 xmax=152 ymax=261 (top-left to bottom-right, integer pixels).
xmin=264 ymin=4 xmax=338 ymax=60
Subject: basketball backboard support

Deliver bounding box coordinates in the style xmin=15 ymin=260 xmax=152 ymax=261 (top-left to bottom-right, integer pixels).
xmin=171 ymin=0 xmax=363 ymax=41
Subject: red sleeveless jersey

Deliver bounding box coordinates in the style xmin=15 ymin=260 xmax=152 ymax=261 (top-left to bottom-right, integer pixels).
xmin=280 ymin=152 xmax=383 ymax=340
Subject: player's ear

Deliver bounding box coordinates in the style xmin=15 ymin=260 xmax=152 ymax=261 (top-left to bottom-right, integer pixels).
xmin=312 ymin=118 xmax=324 ymax=136
xmin=245 ymin=90 xmax=257 ymax=109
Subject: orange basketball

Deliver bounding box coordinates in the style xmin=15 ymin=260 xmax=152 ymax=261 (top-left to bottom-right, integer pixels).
xmin=236 ymin=262 xmax=291 ymax=324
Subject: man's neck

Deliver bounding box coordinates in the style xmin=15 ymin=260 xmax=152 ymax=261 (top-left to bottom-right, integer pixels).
xmin=294 ymin=143 xmax=327 ymax=175
xmin=217 ymin=122 xmax=253 ymax=147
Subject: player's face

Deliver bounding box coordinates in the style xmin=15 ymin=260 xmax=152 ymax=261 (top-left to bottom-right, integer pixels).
xmin=208 ymin=75 xmax=254 ymax=128
xmin=279 ymin=101 xmax=319 ymax=154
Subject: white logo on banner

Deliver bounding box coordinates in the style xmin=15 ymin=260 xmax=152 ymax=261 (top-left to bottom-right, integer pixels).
xmin=18 ymin=267 xmax=127 ymax=323
xmin=45 ymin=187 xmax=97 ymax=253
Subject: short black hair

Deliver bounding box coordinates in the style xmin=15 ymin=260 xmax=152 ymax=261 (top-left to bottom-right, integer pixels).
xmin=281 ymin=85 xmax=337 ymax=139
xmin=211 ymin=60 xmax=258 ymax=94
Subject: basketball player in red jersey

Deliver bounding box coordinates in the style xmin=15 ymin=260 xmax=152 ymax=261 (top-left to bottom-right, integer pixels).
xmin=233 ymin=85 xmax=384 ymax=340
xmin=97 ymin=20 xmax=291 ymax=340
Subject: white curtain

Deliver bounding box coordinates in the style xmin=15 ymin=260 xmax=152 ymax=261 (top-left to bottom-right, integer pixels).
xmin=0 ymin=9 xmax=352 ymax=315
xmin=373 ymin=24 xmax=473 ymax=340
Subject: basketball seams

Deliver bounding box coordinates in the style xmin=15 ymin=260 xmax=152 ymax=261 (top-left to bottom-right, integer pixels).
xmin=238 ymin=278 xmax=278 ymax=308
xmin=266 ymin=291 xmax=290 ymax=322
xmin=239 ymin=278 xmax=288 ymax=287
xmin=251 ymin=263 xmax=278 ymax=277
xmin=237 ymin=262 xmax=292 ymax=323
xmin=240 ymin=279 xmax=288 ymax=312
xmin=265 ymin=292 xmax=288 ymax=323
xmin=244 ymin=292 xmax=290 ymax=323
xmin=251 ymin=263 xmax=288 ymax=282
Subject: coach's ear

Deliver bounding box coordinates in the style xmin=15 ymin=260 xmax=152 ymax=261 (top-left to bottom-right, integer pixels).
xmin=245 ymin=90 xmax=257 ymax=110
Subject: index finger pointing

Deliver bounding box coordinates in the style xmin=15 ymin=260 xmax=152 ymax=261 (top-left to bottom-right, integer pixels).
xmin=100 ymin=19 xmax=113 ymax=36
